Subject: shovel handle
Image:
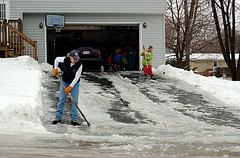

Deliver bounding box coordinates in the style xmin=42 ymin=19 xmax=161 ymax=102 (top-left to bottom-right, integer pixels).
xmin=143 ymin=45 xmax=148 ymax=68
xmin=56 ymin=75 xmax=91 ymax=127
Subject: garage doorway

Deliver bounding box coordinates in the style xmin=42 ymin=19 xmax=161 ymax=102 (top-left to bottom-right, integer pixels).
xmin=47 ymin=24 xmax=139 ymax=71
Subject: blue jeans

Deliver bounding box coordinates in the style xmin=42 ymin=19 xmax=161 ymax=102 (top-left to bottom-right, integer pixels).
xmin=55 ymin=80 xmax=79 ymax=121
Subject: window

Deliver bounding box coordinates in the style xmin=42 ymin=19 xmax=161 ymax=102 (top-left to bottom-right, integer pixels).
xmin=0 ymin=3 xmax=6 ymax=20
xmin=0 ymin=0 xmax=10 ymax=21
xmin=213 ymin=61 xmax=218 ymax=67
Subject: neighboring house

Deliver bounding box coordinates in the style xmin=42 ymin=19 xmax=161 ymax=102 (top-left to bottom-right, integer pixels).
xmin=165 ymin=53 xmax=231 ymax=77
xmin=0 ymin=0 xmax=166 ymax=71
xmin=190 ymin=53 xmax=227 ymax=72
xmin=190 ymin=53 xmax=232 ymax=77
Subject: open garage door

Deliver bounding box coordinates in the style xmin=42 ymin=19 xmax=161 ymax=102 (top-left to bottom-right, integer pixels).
xmin=47 ymin=24 xmax=139 ymax=71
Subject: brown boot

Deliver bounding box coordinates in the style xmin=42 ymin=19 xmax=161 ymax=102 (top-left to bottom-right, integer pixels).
xmin=52 ymin=119 xmax=61 ymax=124
xmin=71 ymin=120 xmax=80 ymax=126
xmin=151 ymin=75 xmax=156 ymax=80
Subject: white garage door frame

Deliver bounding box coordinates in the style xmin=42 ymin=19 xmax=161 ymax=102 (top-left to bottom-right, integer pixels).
xmin=44 ymin=21 xmax=143 ymax=70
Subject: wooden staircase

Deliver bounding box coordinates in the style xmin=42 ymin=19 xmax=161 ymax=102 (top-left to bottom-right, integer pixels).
xmin=0 ymin=19 xmax=38 ymax=60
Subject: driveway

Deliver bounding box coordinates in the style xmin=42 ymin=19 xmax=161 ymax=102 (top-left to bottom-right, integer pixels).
xmin=0 ymin=71 xmax=239 ymax=158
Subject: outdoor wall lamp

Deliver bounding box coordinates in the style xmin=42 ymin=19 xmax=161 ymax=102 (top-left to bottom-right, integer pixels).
xmin=39 ymin=22 xmax=43 ymax=29
xmin=143 ymin=22 xmax=147 ymax=28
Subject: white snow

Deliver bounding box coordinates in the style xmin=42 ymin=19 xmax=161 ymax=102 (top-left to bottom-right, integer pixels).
xmin=0 ymin=56 xmax=46 ymax=133
xmin=153 ymin=65 xmax=240 ymax=110
xmin=189 ymin=53 xmax=224 ymax=60
xmin=0 ymin=55 xmax=239 ymax=135
xmin=165 ymin=53 xmax=238 ymax=61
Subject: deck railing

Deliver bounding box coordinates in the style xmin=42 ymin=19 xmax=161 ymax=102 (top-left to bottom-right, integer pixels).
xmin=0 ymin=19 xmax=37 ymax=60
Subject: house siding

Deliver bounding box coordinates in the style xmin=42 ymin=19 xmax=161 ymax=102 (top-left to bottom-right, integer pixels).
xmin=10 ymin=0 xmax=166 ymax=18
xmin=22 ymin=13 xmax=46 ymax=63
xmin=9 ymin=0 xmax=166 ymax=67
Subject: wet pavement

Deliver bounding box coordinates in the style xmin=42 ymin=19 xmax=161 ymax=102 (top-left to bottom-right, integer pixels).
xmin=83 ymin=73 xmax=153 ymax=125
xmin=42 ymin=70 xmax=240 ymax=133
xmin=119 ymin=72 xmax=240 ymax=129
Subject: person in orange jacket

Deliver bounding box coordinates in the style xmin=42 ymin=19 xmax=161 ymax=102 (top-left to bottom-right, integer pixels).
xmin=52 ymin=50 xmax=83 ymax=126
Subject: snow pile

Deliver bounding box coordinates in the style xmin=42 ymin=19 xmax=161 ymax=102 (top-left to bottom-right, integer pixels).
xmin=165 ymin=53 xmax=237 ymax=61
xmin=154 ymin=65 xmax=240 ymax=109
xmin=0 ymin=56 xmax=46 ymax=133
xmin=190 ymin=53 xmax=224 ymax=60
xmin=40 ymin=62 xmax=53 ymax=72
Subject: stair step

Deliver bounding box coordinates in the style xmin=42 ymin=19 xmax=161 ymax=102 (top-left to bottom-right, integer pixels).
xmin=0 ymin=50 xmax=15 ymax=58
xmin=0 ymin=46 xmax=10 ymax=51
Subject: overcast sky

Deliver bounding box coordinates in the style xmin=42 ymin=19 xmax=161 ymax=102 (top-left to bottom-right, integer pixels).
xmin=235 ymin=1 xmax=240 ymax=30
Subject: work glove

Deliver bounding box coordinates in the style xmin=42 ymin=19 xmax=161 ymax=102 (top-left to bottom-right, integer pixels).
xmin=52 ymin=69 xmax=58 ymax=76
xmin=65 ymin=86 xmax=72 ymax=94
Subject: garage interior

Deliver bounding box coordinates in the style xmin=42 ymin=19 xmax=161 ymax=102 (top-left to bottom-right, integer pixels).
xmin=47 ymin=24 xmax=139 ymax=71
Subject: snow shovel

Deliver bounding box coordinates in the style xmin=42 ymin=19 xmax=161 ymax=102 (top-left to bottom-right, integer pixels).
xmin=143 ymin=45 xmax=148 ymax=69
xmin=56 ymin=75 xmax=91 ymax=127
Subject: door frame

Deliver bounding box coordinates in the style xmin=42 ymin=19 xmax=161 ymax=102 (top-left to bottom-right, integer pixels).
xmin=45 ymin=21 xmax=143 ymax=70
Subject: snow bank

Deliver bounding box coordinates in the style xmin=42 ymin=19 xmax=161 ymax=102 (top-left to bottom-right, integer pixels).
xmin=0 ymin=56 xmax=46 ymax=133
xmin=154 ymin=65 xmax=240 ymax=109
xmin=40 ymin=62 xmax=53 ymax=72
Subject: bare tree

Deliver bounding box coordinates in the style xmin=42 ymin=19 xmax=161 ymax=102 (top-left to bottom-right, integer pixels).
xmin=166 ymin=0 xmax=215 ymax=68
xmin=211 ymin=0 xmax=240 ymax=81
